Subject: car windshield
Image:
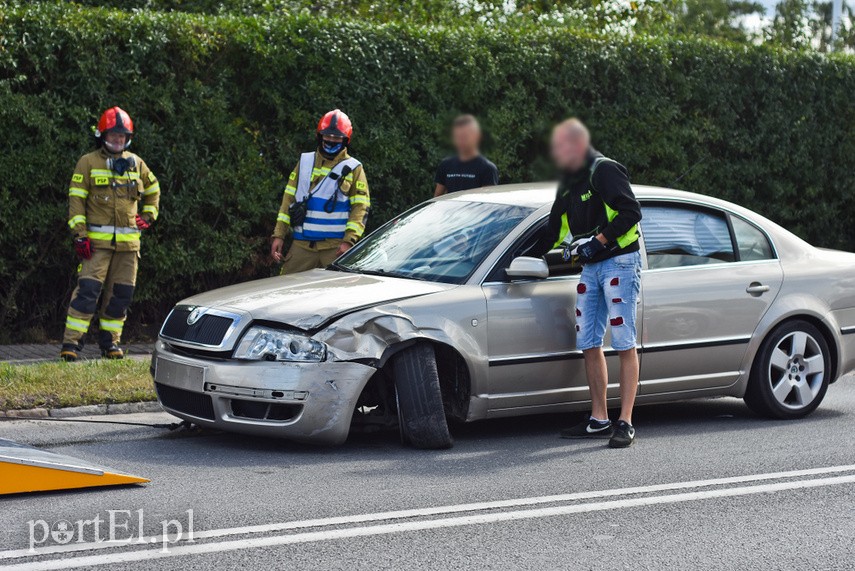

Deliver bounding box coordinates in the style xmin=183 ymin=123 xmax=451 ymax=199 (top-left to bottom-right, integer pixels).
xmin=334 ymin=200 xmax=533 ymax=284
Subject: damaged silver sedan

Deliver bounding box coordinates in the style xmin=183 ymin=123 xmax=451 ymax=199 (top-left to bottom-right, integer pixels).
xmin=151 ymin=185 xmax=855 ymax=448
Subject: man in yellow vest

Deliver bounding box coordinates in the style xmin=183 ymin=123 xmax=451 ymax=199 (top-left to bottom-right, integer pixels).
xmin=270 ymin=109 xmax=370 ymax=273
xmin=529 ymin=118 xmax=642 ymax=448
xmin=60 ymin=107 xmax=161 ymax=361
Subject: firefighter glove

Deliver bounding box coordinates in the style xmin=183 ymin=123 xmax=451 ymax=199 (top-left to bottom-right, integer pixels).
xmin=74 ymin=237 xmax=93 ymax=260
xmin=135 ymin=214 xmax=151 ymax=231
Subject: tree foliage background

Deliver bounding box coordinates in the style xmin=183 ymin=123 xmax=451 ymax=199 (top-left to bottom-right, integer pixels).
xmin=59 ymin=0 xmax=855 ymax=50
xmin=1 ymin=0 xmax=854 ymax=341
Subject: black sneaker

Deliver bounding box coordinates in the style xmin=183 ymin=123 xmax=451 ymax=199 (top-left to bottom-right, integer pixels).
xmin=560 ymin=418 xmax=613 ymax=439
xmin=609 ymin=420 xmax=636 ymax=448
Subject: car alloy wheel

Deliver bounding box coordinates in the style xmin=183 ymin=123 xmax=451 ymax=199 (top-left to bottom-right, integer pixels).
xmin=767 ymin=331 xmax=825 ymax=410
xmin=745 ymin=320 xmax=831 ymax=419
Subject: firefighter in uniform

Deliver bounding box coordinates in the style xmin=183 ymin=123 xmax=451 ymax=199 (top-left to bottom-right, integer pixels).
xmin=270 ymin=110 xmax=370 ymax=272
xmin=60 ymin=107 xmax=161 ymax=361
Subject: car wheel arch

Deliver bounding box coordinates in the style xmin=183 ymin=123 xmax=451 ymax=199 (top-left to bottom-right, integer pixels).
xmin=742 ymin=290 xmax=840 ymax=387
xmin=744 ymin=318 xmax=834 ymax=418
xmin=748 ymin=314 xmax=840 ymax=393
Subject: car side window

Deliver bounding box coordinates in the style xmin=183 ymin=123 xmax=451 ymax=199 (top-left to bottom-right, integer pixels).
xmin=641 ymin=205 xmax=736 ymax=269
xmin=730 ymin=216 xmax=775 ymax=261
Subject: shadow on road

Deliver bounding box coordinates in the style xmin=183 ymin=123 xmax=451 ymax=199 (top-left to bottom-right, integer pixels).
xmin=124 ymin=395 xmax=848 ymax=479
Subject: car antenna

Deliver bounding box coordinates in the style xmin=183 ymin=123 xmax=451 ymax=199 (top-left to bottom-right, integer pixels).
xmin=671 ymin=154 xmax=709 ymax=187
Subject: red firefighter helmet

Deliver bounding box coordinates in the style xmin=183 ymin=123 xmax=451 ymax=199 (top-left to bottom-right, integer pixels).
xmin=316 ymin=109 xmax=353 ymax=143
xmin=95 ymin=107 xmax=134 ymax=151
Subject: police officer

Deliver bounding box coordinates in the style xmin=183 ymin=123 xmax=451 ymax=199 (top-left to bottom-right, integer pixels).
xmin=270 ymin=110 xmax=370 ymax=273
xmin=60 ymin=107 xmax=160 ymax=361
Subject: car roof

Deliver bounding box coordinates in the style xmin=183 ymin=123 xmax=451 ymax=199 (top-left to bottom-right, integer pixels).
xmin=439 ymin=182 xmax=814 ymax=256
xmin=441 ymin=182 xmax=766 ymax=221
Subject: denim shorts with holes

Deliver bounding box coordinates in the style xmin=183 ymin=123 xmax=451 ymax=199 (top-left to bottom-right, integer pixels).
xmin=574 ymin=251 xmax=642 ymax=352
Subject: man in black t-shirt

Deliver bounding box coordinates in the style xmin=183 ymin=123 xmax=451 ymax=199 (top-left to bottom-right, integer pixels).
xmin=434 ymin=115 xmax=499 ymax=196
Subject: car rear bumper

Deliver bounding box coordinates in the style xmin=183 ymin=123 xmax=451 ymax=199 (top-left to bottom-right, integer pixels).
xmin=150 ymin=341 xmax=376 ymax=445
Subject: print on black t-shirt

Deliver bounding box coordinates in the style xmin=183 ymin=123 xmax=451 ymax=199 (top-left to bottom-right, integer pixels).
xmin=435 ymin=155 xmax=499 ymax=193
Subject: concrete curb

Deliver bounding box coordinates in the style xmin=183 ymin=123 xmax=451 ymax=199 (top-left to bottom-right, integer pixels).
xmin=0 ymin=401 xmax=161 ymax=419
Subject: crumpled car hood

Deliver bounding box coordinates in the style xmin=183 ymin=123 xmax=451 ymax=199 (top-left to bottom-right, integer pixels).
xmin=177 ymin=269 xmax=454 ymax=330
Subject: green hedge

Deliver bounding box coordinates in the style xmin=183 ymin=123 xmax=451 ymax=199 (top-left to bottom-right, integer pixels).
xmin=1 ymin=2 xmax=855 ymax=341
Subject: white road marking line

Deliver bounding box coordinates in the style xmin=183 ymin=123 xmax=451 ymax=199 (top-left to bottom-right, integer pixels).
xmin=2 ymin=463 xmax=855 ymax=562
xmin=5 ymin=473 xmax=855 ymax=571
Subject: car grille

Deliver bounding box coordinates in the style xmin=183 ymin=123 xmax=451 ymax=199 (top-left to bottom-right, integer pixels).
xmin=155 ymin=383 xmax=215 ymax=421
xmin=161 ymin=308 xmax=233 ymax=346
xmin=230 ymin=399 xmax=302 ymax=422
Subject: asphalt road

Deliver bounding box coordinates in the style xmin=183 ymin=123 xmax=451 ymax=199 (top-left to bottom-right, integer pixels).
xmin=2 ymin=378 xmax=854 ymax=570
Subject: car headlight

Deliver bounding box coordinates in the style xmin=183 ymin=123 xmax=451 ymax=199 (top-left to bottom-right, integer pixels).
xmin=234 ymin=327 xmax=327 ymax=362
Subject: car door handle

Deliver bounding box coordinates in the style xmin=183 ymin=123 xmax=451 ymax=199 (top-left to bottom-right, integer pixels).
xmin=746 ymin=283 xmax=770 ymax=295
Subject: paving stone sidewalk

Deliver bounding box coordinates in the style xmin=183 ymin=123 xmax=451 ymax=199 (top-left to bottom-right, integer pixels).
xmin=0 ymin=343 xmax=154 ymax=364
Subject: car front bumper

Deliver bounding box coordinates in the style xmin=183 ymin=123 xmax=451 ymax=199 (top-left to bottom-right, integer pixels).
xmin=150 ymin=341 xmax=376 ymax=445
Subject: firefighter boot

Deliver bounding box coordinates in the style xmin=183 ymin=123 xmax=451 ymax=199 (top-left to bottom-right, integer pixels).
xmin=60 ymin=343 xmax=81 ymax=362
xmin=98 ymin=331 xmax=124 ymax=360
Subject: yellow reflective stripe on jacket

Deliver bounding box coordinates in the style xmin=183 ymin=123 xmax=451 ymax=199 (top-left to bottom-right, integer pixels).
xmin=312 ymin=167 xmax=331 ymax=178
xmin=603 ymin=203 xmax=639 ymax=249
xmin=65 ymin=316 xmax=90 ymax=333
xmin=90 ymin=169 xmax=140 ymax=180
xmin=142 ymin=182 xmax=160 ymax=196
xmin=345 ymin=221 xmax=365 ymax=235
xmin=115 ymin=232 xmax=140 ymax=242
xmin=350 ymin=195 xmax=370 ymax=206
xmin=89 ymin=224 xmax=138 ymax=234
xmin=88 ymin=231 xmax=141 ymax=242
xmin=99 ymin=319 xmax=124 ymax=332
xmin=284 ymin=185 xmax=297 ymax=196
xmin=68 ymin=215 xmax=87 ymax=229
xmin=309 ymin=167 xmax=353 ymax=182
xmin=69 ymin=187 xmax=89 ymax=199
xmin=553 ymin=213 xmax=570 ymax=249
xmin=142 ymin=205 xmax=159 ymax=218
xmin=87 ymin=227 xmax=141 ymax=242
xmin=277 ymin=212 xmax=291 ymax=224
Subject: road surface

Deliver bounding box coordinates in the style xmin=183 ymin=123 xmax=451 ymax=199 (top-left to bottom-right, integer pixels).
xmin=1 ymin=378 xmax=854 ymax=570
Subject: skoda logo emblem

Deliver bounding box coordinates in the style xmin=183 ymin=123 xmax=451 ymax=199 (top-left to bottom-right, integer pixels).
xmin=186 ymin=307 xmax=204 ymax=326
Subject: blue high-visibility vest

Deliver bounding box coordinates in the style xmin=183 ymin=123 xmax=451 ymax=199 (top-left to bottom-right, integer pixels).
xmin=292 ymin=152 xmax=361 ymax=241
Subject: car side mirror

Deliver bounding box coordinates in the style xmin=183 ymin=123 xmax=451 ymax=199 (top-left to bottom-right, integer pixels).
xmin=506 ymin=256 xmax=549 ymax=280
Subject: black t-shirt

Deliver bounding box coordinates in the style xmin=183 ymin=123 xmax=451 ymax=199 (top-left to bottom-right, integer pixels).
xmin=434 ymin=155 xmax=499 ymax=193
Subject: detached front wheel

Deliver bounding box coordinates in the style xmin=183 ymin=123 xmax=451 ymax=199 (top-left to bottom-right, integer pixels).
xmin=744 ymin=320 xmax=831 ymax=419
xmin=393 ymin=343 xmax=453 ymax=449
